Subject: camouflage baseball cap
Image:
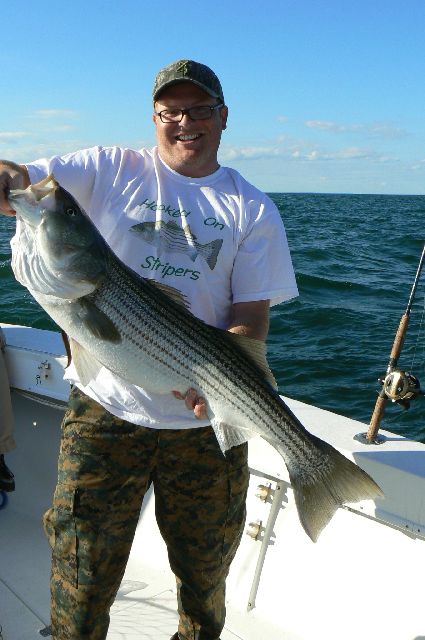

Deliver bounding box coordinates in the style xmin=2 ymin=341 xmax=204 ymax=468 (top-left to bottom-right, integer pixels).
xmin=153 ymin=59 xmax=224 ymax=103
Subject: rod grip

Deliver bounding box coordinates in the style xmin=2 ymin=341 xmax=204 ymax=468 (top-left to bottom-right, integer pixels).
xmin=367 ymin=392 xmax=387 ymax=442
xmin=389 ymin=313 xmax=409 ymax=367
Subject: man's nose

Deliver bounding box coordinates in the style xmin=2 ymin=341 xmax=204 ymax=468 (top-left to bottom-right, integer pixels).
xmin=179 ymin=111 xmax=195 ymax=125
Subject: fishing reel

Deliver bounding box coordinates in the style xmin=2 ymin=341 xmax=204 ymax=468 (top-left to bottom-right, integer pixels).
xmin=379 ymin=368 xmax=423 ymax=409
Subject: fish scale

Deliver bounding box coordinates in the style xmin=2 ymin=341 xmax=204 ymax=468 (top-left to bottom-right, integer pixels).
xmin=8 ymin=176 xmax=384 ymax=542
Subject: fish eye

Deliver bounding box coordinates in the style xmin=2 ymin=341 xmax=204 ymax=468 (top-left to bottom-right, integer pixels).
xmin=66 ymin=207 xmax=77 ymax=217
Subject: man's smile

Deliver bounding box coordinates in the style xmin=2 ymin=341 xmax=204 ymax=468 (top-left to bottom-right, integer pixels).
xmin=175 ymin=133 xmax=202 ymax=142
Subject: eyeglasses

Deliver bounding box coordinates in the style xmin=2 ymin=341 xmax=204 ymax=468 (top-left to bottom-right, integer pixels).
xmin=155 ymin=103 xmax=223 ymax=123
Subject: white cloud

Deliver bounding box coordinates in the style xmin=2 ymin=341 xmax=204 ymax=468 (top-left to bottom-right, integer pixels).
xmin=331 ymin=147 xmax=373 ymax=160
xmin=29 ymin=109 xmax=79 ymax=119
xmin=304 ymin=119 xmax=406 ymax=138
xmin=306 ymin=150 xmax=319 ymax=160
xmin=1 ymin=139 xmax=90 ymax=163
xmin=305 ymin=120 xmax=346 ymax=132
xmin=0 ymin=131 xmax=30 ymax=141
xmin=46 ymin=124 xmax=75 ymax=132
xmin=303 ymin=146 xmax=396 ymax=162
xmin=220 ymin=140 xmax=396 ymax=164
xmin=219 ymin=145 xmax=281 ymax=161
xmin=411 ymin=159 xmax=425 ymax=170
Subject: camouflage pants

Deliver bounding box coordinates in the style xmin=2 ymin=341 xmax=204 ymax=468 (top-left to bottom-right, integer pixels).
xmin=43 ymin=387 xmax=249 ymax=640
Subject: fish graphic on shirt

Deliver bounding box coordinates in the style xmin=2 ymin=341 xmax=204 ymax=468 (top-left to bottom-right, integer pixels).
xmin=130 ymin=220 xmax=223 ymax=270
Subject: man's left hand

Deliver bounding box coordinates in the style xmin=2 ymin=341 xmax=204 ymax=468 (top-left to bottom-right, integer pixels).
xmin=172 ymin=300 xmax=270 ymax=420
xmin=172 ymin=388 xmax=208 ymax=420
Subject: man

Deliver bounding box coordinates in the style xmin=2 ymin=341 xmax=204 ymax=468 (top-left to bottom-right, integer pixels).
xmin=0 ymin=60 xmax=298 ymax=640
xmin=0 ymin=327 xmax=15 ymax=492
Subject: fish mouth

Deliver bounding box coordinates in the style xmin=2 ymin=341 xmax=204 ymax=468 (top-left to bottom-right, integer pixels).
xmin=9 ymin=174 xmax=59 ymax=226
xmin=29 ymin=174 xmax=59 ymax=201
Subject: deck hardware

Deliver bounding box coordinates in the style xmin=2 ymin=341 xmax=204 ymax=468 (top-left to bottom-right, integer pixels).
xmin=39 ymin=625 xmax=52 ymax=636
xmin=38 ymin=360 xmax=51 ymax=380
xmin=354 ymin=432 xmax=386 ymax=445
xmin=255 ymin=483 xmax=272 ymax=501
xmin=246 ymin=519 xmax=262 ymax=540
xmin=247 ymin=482 xmax=286 ymax=611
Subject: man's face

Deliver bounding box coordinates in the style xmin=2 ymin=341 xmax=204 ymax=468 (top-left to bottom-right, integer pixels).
xmin=153 ymin=82 xmax=228 ymax=178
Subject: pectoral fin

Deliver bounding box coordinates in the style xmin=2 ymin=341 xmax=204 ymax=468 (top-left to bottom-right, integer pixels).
xmin=75 ymin=298 xmax=121 ymax=342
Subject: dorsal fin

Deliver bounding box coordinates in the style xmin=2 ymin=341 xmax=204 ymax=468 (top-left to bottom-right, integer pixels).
xmin=148 ymin=280 xmax=191 ymax=311
xmin=228 ymin=332 xmax=278 ymax=390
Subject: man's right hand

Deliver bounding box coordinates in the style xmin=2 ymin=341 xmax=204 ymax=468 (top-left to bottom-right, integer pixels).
xmin=0 ymin=161 xmax=30 ymax=216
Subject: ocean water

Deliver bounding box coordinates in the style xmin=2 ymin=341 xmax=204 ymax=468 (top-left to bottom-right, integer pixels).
xmin=1 ymin=193 xmax=425 ymax=440
xmin=269 ymin=193 xmax=425 ymax=440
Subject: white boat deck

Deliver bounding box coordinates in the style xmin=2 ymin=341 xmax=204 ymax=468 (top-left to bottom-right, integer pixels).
xmin=1 ymin=325 xmax=425 ymax=640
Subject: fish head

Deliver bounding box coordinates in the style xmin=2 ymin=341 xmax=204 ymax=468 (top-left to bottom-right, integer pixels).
xmin=8 ymin=174 xmax=56 ymax=228
xmin=131 ymin=220 xmax=157 ymax=241
xmin=10 ymin=175 xmax=108 ymax=296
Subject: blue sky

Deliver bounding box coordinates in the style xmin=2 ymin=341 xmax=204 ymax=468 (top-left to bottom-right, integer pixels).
xmin=1 ymin=0 xmax=424 ymax=194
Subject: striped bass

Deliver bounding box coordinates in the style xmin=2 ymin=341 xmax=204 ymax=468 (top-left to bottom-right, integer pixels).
xmin=8 ymin=175 xmax=382 ymax=542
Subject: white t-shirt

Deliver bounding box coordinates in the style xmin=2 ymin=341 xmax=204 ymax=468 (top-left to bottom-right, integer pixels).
xmin=24 ymin=146 xmax=298 ymax=430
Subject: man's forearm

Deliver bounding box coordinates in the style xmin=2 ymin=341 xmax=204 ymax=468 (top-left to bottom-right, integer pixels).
xmin=227 ymin=300 xmax=270 ymax=341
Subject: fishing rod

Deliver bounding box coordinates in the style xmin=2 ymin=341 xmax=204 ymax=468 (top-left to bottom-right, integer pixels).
xmin=366 ymin=242 xmax=425 ymax=443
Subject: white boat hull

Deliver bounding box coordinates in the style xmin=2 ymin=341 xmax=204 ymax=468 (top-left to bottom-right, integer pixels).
xmin=1 ymin=323 xmax=425 ymax=640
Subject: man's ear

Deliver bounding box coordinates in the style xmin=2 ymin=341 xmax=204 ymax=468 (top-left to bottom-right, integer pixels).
xmin=221 ymin=105 xmax=228 ymax=131
xmin=152 ymin=102 xmax=159 ymax=125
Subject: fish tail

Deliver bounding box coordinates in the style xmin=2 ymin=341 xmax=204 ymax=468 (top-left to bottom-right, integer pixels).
xmin=282 ymin=435 xmax=383 ymax=542
xmin=198 ymin=238 xmax=223 ymax=270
